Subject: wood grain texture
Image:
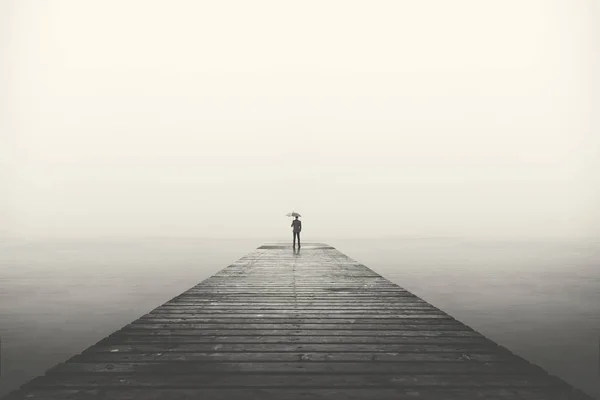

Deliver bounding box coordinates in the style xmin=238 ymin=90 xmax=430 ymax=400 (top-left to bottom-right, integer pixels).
xmin=3 ymin=243 xmax=594 ymax=400
xmin=3 ymin=388 xmax=593 ymax=400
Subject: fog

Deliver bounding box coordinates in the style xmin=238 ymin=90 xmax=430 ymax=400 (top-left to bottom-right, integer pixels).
xmin=1 ymin=0 xmax=598 ymax=240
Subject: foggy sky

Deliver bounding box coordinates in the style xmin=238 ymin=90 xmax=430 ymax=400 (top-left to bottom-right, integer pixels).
xmin=1 ymin=1 xmax=598 ymax=240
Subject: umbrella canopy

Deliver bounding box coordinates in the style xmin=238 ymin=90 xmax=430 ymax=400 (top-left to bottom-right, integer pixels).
xmin=286 ymin=211 xmax=301 ymax=217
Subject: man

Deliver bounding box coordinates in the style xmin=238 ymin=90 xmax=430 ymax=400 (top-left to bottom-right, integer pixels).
xmin=291 ymin=216 xmax=301 ymax=248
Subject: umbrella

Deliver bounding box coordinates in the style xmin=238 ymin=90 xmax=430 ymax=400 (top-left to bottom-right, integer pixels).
xmin=286 ymin=211 xmax=301 ymax=217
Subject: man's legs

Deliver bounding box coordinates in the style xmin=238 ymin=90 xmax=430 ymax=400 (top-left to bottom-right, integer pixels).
xmin=293 ymin=232 xmax=297 ymax=247
xmin=297 ymin=232 xmax=301 ymax=247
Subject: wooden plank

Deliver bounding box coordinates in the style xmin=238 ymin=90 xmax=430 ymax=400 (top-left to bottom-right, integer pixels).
xmin=154 ymin=308 xmax=443 ymax=313
xmin=165 ymin=300 xmax=430 ymax=304
xmin=81 ymin=343 xmax=504 ymax=354
xmin=133 ymin=318 xmax=469 ymax=327
xmin=117 ymin=327 xmax=481 ymax=335
xmin=24 ymin=373 xmax=567 ymax=388
xmin=4 ymin=243 xmax=595 ymax=400
xmin=101 ymin=336 xmax=494 ymax=345
xmin=142 ymin=313 xmax=453 ymax=319
xmin=4 ymin=388 xmax=593 ymax=400
xmin=107 ymin=332 xmax=481 ymax=340
xmin=194 ymin=282 xmax=398 ymax=285
xmin=100 ymin=339 xmax=496 ymax=347
xmin=174 ymin=293 xmax=423 ymax=296
xmin=159 ymin=304 xmax=437 ymax=310
xmin=182 ymin=289 xmax=411 ymax=292
xmin=65 ymin=351 xmax=525 ymax=363
xmin=47 ymin=361 xmax=544 ymax=375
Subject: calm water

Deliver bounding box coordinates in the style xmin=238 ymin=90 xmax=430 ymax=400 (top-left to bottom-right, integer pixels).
xmin=0 ymin=237 xmax=598 ymax=398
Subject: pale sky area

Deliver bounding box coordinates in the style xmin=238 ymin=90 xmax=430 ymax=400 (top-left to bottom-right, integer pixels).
xmin=1 ymin=0 xmax=598 ymax=240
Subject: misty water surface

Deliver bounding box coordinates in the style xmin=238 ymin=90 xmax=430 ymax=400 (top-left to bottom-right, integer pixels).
xmin=0 ymin=238 xmax=598 ymax=398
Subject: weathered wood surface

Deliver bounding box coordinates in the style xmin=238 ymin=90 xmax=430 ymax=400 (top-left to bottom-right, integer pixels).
xmin=3 ymin=243 xmax=594 ymax=400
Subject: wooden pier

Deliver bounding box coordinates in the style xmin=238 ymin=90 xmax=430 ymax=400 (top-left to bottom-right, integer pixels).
xmin=4 ymin=243 xmax=595 ymax=399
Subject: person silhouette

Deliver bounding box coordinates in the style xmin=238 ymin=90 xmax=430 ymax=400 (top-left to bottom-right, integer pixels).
xmin=291 ymin=216 xmax=301 ymax=248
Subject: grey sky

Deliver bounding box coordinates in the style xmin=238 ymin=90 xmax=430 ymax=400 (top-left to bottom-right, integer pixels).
xmin=1 ymin=0 xmax=598 ymax=239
